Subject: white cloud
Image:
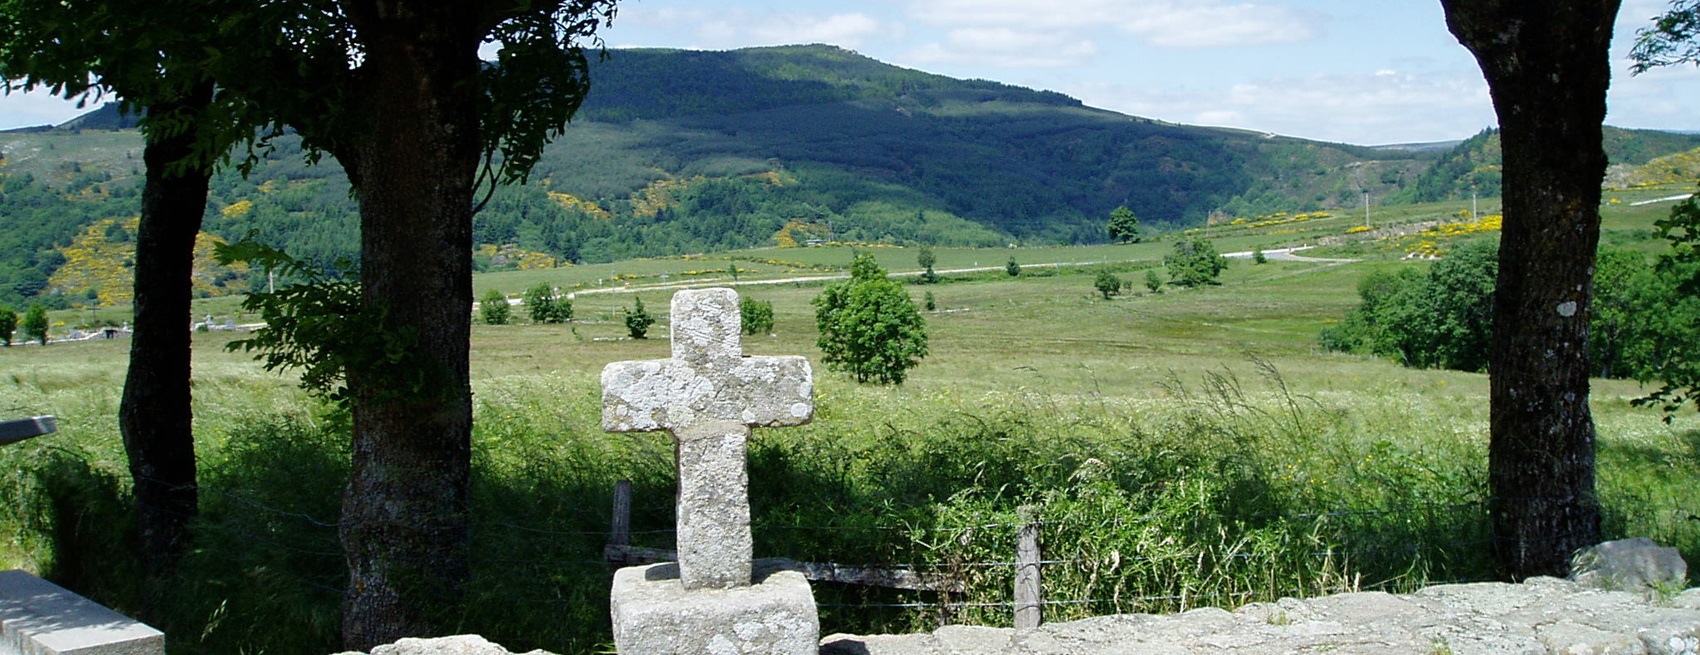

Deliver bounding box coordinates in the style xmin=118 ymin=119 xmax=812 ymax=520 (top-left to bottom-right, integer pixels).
xmin=0 ymin=87 xmax=100 ymax=131
xmin=624 ymin=7 xmax=888 ymax=49
xmin=1117 ymin=2 xmax=1322 ymax=48
xmin=906 ymin=0 xmax=1323 ymax=48
xmin=1068 ymin=68 xmax=1496 ymax=144
xmin=906 ymin=28 xmax=1101 ymax=68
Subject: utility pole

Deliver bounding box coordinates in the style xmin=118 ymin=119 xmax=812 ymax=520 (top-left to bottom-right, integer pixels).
xmin=1363 ymin=191 xmax=1371 ymax=228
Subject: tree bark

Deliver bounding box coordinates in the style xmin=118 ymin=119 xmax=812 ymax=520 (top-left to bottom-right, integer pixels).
xmin=335 ymin=2 xmax=481 ymax=649
xmin=1440 ymin=0 xmax=1620 ymax=579
xmin=120 ymin=80 xmax=216 ymax=586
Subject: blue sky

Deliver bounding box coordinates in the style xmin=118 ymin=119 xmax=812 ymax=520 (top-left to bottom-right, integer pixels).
xmin=2 ymin=1 xmax=1695 ymax=145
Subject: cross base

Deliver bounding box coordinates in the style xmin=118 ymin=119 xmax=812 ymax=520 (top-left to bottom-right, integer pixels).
xmin=611 ymin=559 xmax=819 ymax=655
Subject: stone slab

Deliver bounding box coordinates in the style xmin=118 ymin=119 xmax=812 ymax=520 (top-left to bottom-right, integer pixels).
xmin=0 ymin=417 xmax=55 ymax=447
xmin=820 ymin=577 xmax=1700 ymax=655
xmin=0 ymin=569 xmax=163 ymax=655
xmin=611 ymin=559 xmax=817 ymax=655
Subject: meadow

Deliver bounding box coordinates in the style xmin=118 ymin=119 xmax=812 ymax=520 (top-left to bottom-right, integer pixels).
xmin=1 ymin=189 xmax=1697 ymax=654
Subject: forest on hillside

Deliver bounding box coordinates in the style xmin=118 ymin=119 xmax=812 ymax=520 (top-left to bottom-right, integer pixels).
xmin=3 ymin=44 xmax=1699 ymax=309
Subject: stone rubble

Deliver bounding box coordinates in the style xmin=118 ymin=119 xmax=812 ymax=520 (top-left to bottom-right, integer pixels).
xmin=820 ymin=578 xmax=1700 ymax=655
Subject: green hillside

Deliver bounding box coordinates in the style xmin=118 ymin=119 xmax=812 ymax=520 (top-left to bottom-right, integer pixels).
xmin=2 ymin=44 xmax=1697 ymax=309
xmin=1398 ymin=127 xmax=1700 ymax=203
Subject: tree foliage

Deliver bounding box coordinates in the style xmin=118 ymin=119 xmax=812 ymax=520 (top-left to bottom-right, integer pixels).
xmin=1631 ymin=0 xmax=1700 ymax=72
xmin=1107 ymin=206 xmax=1141 ymax=243
xmin=0 ymin=305 xmax=14 ymax=345
xmin=21 ymin=303 xmax=47 ymax=345
xmin=480 ymin=289 xmax=512 ymax=325
xmin=1143 ymin=269 xmax=1163 ymax=293
xmin=1094 ymin=270 xmax=1122 ymax=300
xmin=1320 ymin=240 xmax=1498 ymax=371
xmin=1163 ymin=238 xmax=1227 ymax=287
xmin=1005 ymin=255 xmax=1021 ymax=277
xmin=523 ymin=283 xmax=572 ymax=323
xmin=625 ymin=297 xmax=653 ymax=339
xmin=1628 ymin=188 xmax=1700 ymax=417
xmin=217 ymin=241 xmax=429 ymax=408
xmin=740 ymin=296 xmax=774 ymax=335
xmin=813 ymin=253 xmax=928 ymax=384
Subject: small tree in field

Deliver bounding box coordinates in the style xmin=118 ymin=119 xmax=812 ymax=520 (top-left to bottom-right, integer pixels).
xmin=917 ymin=245 xmax=939 ymax=284
xmin=1144 ymin=269 xmax=1164 ymax=293
xmin=625 ymin=297 xmax=654 ymax=339
xmin=22 ymin=303 xmax=49 ymax=345
xmin=1108 ymin=206 xmax=1141 ymax=243
xmin=1253 ymin=247 xmax=1268 ymax=264
xmin=1164 ymin=239 xmax=1228 ymax=287
xmin=480 ymin=289 xmax=511 ymax=325
xmin=1094 ymin=270 xmax=1122 ymax=300
xmin=523 ymin=283 xmax=572 ymax=323
xmin=0 ymin=306 xmax=16 ymax=346
xmin=814 ymin=253 xmax=928 ymax=384
xmin=1006 ymin=256 xmax=1021 ymax=277
xmin=741 ymin=297 xmax=774 ymax=335
xmin=924 ymin=291 xmax=936 ymax=312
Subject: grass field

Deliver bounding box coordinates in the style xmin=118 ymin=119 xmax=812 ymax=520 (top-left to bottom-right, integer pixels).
xmin=2 ymin=189 xmax=1697 ymax=654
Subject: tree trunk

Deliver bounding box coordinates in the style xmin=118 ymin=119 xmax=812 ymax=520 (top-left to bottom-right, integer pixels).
xmin=120 ymin=81 xmax=216 ymax=587
xmin=336 ymin=3 xmax=481 ymax=649
xmin=1440 ymin=0 xmax=1620 ymax=579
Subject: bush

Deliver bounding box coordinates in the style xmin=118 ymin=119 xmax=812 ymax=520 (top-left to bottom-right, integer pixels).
xmin=625 ymin=297 xmax=654 ymax=339
xmin=22 ymin=303 xmax=48 ymax=345
xmin=924 ymin=291 xmax=936 ymax=312
xmin=813 ymin=253 xmax=928 ymax=385
xmin=1320 ymin=240 xmax=1496 ymax=371
xmin=1093 ymin=270 xmax=1121 ymax=300
xmin=1164 ymin=239 xmax=1227 ymax=287
xmin=0 ymin=305 xmax=15 ymax=346
xmin=1253 ymin=247 xmax=1268 ymax=264
xmin=1143 ymin=269 xmax=1163 ymax=293
xmin=523 ymin=283 xmax=572 ymax=324
xmin=1005 ymin=256 xmax=1021 ymax=277
xmin=740 ymin=297 xmax=774 ymax=335
xmin=480 ymin=289 xmax=512 ymax=325
xmin=1108 ymin=206 xmax=1141 ymax=243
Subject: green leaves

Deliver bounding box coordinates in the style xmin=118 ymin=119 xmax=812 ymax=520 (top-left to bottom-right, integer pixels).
xmin=522 ymin=283 xmax=572 ymax=324
xmin=1107 ymin=206 xmax=1141 ymax=243
xmin=215 ymin=240 xmax=431 ymax=408
xmin=624 ymin=297 xmax=653 ymax=339
xmin=1631 ymin=1 xmax=1700 ymax=73
xmin=814 ymin=253 xmax=927 ymax=385
xmin=1163 ymin=238 xmax=1227 ymax=287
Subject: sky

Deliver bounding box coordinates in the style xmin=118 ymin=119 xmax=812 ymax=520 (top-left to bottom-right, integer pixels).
xmin=1 ymin=1 xmax=1695 ymax=145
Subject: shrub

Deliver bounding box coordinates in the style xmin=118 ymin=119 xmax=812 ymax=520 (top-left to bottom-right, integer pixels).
xmin=740 ymin=297 xmax=774 ymax=335
xmin=1143 ymin=269 xmax=1163 ymax=293
xmin=0 ymin=305 xmax=16 ymax=346
xmin=813 ymin=254 xmax=928 ymax=385
xmin=1108 ymin=206 xmax=1141 ymax=243
xmin=1094 ymin=270 xmax=1121 ymax=300
xmin=625 ymin=297 xmax=653 ymax=339
xmin=480 ymin=289 xmax=512 ymax=325
xmin=1164 ymin=239 xmax=1227 ymax=287
xmin=1319 ymin=240 xmax=1497 ymax=371
xmin=1005 ymin=256 xmax=1021 ymax=277
xmin=22 ymin=303 xmax=48 ymax=345
xmin=523 ymin=283 xmax=572 ymax=324
xmin=1253 ymin=247 xmax=1268 ymax=264
xmin=924 ymin=291 xmax=936 ymax=312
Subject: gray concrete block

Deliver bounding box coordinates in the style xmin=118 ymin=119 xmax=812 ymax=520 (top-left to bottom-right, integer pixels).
xmin=0 ymin=569 xmax=163 ymax=655
xmin=611 ymin=559 xmax=817 ymax=655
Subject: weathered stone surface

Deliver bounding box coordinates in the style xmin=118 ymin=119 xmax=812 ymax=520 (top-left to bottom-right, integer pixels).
xmin=1572 ymin=537 xmax=1688 ymax=596
xmin=611 ymin=559 xmax=818 ymax=655
xmin=822 ymin=578 xmax=1700 ymax=655
xmin=0 ymin=569 xmax=164 ymax=655
xmin=328 ymin=634 xmax=554 ymax=655
xmin=600 ymin=288 xmax=813 ymax=591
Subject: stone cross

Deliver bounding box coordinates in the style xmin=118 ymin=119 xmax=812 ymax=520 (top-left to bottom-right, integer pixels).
xmin=601 ymin=288 xmax=813 ymax=590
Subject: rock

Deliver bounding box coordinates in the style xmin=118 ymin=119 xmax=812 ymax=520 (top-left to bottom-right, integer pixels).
xmin=1571 ymin=537 xmax=1688 ymax=596
xmin=330 ymin=635 xmax=554 ymax=655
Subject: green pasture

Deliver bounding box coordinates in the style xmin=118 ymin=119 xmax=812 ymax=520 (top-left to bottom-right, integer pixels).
xmin=1 ymin=194 xmax=1697 ymax=654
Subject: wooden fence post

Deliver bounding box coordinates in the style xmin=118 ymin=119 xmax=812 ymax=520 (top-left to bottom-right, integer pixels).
xmin=610 ymin=479 xmax=632 ymax=549
xmin=1014 ymin=506 xmax=1042 ymax=629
